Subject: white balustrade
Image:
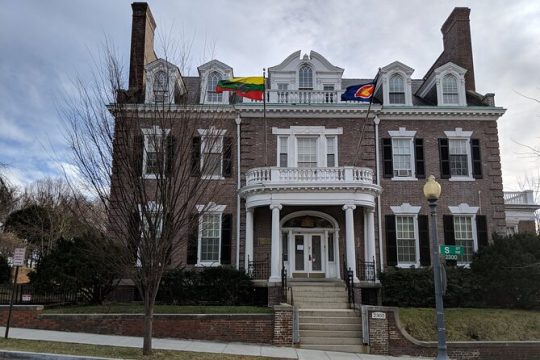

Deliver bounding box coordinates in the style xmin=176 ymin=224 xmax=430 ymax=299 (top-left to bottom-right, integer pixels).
xmin=503 ymin=190 xmax=536 ymax=205
xmin=245 ymin=166 xmax=374 ymax=186
xmin=267 ymin=90 xmax=341 ymax=104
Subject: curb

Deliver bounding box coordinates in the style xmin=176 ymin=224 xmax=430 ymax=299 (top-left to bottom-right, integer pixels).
xmin=0 ymin=350 xmax=117 ymax=360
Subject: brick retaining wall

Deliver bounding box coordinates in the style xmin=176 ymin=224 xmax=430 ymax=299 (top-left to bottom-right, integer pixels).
xmin=364 ymin=306 xmax=540 ymax=360
xmin=0 ymin=305 xmax=273 ymax=344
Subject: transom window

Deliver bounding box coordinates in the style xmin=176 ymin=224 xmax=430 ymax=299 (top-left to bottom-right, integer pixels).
xmin=454 ymin=216 xmax=473 ymax=263
xmin=200 ymin=213 xmax=221 ymax=262
xmin=207 ymin=72 xmax=222 ymax=103
xmin=389 ymin=74 xmax=405 ymax=104
xmin=299 ymin=65 xmax=313 ymax=90
xmin=396 ymin=216 xmax=417 ymax=264
xmin=392 ymin=138 xmax=413 ymax=177
xmin=449 ymin=139 xmax=469 ymax=176
xmin=442 ymin=74 xmax=459 ymax=105
xmin=297 ymin=137 xmax=318 ymax=168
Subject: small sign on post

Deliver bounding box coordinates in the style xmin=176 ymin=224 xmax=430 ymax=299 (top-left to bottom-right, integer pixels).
xmin=5 ymin=247 xmax=26 ymax=339
xmin=439 ymin=245 xmax=463 ymax=260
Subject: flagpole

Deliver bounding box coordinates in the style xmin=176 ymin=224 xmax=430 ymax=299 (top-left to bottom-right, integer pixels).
xmin=352 ymin=68 xmax=381 ymax=167
xmin=263 ymin=68 xmax=268 ymax=166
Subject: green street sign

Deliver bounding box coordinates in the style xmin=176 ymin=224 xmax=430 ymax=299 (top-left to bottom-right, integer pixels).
xmin=439 ymin=245 xmax=463 ymax=260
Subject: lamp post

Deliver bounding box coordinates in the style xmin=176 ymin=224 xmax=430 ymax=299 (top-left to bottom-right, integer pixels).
xmin=423 ymin=175 xmax=450 ymax=360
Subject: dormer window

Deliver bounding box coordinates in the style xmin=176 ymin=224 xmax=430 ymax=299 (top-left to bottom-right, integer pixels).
xmin=207 ymin=72 xmax=223 ymax=103
xmin=153 ymin=70 xmax=168 ymax=103
xmin=442 ymin=74 xmax=459 ymax=105
xmin=299 ymin=65 xmax=313 ymax=90
xmin=389 ymin=74 xmax=405 ymax=104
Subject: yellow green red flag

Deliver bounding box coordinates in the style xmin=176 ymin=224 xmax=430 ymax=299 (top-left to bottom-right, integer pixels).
xmin=215 ymin=77 xmax=265 ymax=100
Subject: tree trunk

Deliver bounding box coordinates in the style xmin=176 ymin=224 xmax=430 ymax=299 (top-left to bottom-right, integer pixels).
xmin=143 ymin=290 xmax=154 ymax=355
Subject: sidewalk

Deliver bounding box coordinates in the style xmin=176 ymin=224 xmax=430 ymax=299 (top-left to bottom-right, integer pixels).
xmin=0 ymin=327 xmax=430 ymax=360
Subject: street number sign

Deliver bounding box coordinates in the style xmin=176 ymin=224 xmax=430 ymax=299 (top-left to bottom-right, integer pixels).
xmin=439 ymin=245 xmax=463 ymax=260
xmin=12 ymin=247 xmax=26 ymax=267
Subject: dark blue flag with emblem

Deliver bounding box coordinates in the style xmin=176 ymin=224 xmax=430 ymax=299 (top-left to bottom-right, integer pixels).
xmin=341 ymin=81 xmax=376 ymax=102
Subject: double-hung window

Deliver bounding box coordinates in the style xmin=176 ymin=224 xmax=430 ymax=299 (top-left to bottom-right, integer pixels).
xmin=395 ymin=215 xmax=417 ymax=265
xmin=201 ymin=135 xmax=223 ymax=177
xmin=439 ymin=128 xmax=481 ymax=180
xmin=142 ymin=127 xmax=170 ymax=178
xmin=279 ymin=136 xmax=288 ymax=167
xmin=442 ymin=74 xmax=459 ymax=105
xmin=199 ymin=213 xmax=221 ymax=263
xmin=384 ymin=128 xmax=423 ymax=180
xmin=297 ymin=137 xmax=318 ymax=168
xmin=453 ymin=215 xmax=474 ymax=264
xmin=326 ymin=136 xmax=337 ymax=167
xmin=207 ymin=71 xmax=222 ymax=103
xmin=389 ymin=74 xmax=405 ymax=104
xmin=449 ymin=139 xmax=469 ymax=176
xmin=392 ymin=138 xmax=413 ymax=177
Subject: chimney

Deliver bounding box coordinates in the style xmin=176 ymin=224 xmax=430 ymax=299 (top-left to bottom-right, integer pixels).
xmin=128 ymin=2 xmax=157 ymax=100
xmin=441 ymin=7 xmax=475 ymax=91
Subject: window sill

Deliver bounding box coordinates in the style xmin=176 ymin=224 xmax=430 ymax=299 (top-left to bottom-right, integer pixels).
xmin=391 ymin=177 xmax=418 ymax=182
xmin=195 ymin=262 xmax=221 ymax=267
xmin=449 ymin=176 xmax=475 ymax=182
xmin=143 ymin=174 xmax=165 ymax=180
xmin=396 ymin=263 xmax=420 ymax=269
xmin=201 ymin=175 xmax=226 ymax=180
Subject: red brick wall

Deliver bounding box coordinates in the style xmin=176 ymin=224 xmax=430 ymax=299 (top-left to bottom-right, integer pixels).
xmin=0 ymin=306 xmax=273 ymax=344
xmin=273 ymin=304 xmax=293 ymax=345
xmin=366 ymin=307 xmax=540 ymax=360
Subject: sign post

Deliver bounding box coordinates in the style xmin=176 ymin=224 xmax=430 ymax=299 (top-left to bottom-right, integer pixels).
xmin=5 ymin=247 xmax=26 ymax=339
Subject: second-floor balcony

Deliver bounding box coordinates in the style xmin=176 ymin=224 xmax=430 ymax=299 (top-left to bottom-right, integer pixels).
xmin=503 ymin=190 xmax=537 ymax=206
xmin=242 ymin=90 xmax=360 ymax=105
xmin=246 ymin=166 xmax=374 ymax=185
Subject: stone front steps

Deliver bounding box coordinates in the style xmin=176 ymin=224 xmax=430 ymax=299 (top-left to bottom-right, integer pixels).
xmin=290 ymin=282 xmax=367 ymax=353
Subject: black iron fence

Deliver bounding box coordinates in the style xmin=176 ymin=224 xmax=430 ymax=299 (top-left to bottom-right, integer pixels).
xmin=0 ymin=284 xmax=81 ymax=305
xmin=247 ymin=255 xmax=269 ymax=280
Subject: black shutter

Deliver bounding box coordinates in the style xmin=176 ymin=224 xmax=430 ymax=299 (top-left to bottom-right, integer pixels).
xmin=134 ymin=134 xmax=144 ymax=177
xmin=385 ymin=215 xmax=397 ymax=266
xmin=166 ymin=135 xmax=176 ymax=177
xmin=220 ymin=213 xmax=232 ymax=265
xmin=383 ymin=138 xmax=393 ymax=178
xmin=191 ymin=137 xmax=201 ymax=177
xmin=438 ymin=138 xmax=450 ymax=179
xmin=415 ymin=138 xmax=425 ymax=179
xmin=443 ymin=215 xmax=456 ymax=266
xmin=476 ymin=215 xmax=488 ymax=249
xmin=222 ymin=137 xmax=233 ymax=178
xmin=418 ymin=215 xmax=430 ymax=266
xmin=187 ymin=213 xmax=199 ymax=265
xmin=471 ymin=139 xmax=482 ymax=179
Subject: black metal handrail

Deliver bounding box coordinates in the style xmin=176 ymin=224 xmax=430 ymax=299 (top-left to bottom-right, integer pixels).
xmin=281 ymin=263 xmax=287 ymax=303
xmin=247 ymin=254 xmax=269 ymax=280
xmin=357 ymin=260 xmax=376 ymax=282
xmin=343 ymin=254 xmax=355 ymax=307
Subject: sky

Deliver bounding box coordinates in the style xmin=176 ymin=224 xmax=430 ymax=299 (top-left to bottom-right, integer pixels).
xmin=1 ymin=0 xmax=539 ymax=191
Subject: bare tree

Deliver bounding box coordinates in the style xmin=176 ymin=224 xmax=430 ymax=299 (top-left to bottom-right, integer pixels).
xmin=0 ymin=164 xmax=19 ymax=225
xmin=60 ymin=43 xmax=230 ymax=354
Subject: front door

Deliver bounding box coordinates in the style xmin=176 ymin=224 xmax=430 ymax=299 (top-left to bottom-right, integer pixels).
xmin=293 ymin=233 xmax=325 ymax=277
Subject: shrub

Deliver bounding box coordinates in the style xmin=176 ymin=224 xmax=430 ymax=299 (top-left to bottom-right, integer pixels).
xmin=158 ymin=266 xmax=255 ymax=306
xmin=472 ymin=233 xmax=540 ymax=309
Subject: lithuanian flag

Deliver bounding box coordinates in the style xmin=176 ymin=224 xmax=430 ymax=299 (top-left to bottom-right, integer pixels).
xmin=215 ymin=77 xmax=265 ymax=101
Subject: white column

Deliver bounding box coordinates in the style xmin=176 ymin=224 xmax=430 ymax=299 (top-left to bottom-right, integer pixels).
xmin=343 ymin=204 xmax=359 ymax=283
xmin=366 ymin=207 xmax=377 ymax=274
xmin=269 ymin=203 xmax=282 ymax=282
xmin=244 ymin=208 xmax=254 ymax=271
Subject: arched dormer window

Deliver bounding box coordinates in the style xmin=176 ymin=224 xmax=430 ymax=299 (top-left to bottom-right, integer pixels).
xmin=207 ymin=71 xmax=222 ymax=103
xmin=442 ymin=74 xmax=459 ymax=105
xmin=389 ymin=73 xmax=405 ymax=104
xmin=299 ymin=65 xmax=313 ymax=90
xmin=153 ymin=70 xmax=168 ymax=103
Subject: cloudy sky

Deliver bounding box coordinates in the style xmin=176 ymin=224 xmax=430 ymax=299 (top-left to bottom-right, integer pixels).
xmin=1 ymin=0 xmax=539 ymax=191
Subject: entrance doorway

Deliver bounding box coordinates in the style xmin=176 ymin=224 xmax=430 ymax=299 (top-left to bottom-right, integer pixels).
xmin=293 ymin=233 xmax=324 ymax=277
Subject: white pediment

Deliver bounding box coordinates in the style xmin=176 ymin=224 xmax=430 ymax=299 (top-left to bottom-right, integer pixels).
xmin=268 ymin=50 xmax=343 ymax=74
xmin=381 ymin=61 xmax=414 ymax=76
xmin=434 ymin=62 xmax=467 ymax=76
xmin=197 ymin=59 xmax=233 ymax=76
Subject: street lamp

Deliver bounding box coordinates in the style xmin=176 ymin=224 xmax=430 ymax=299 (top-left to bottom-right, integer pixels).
xmin=423 ymin=175 xmax=450 ymax=360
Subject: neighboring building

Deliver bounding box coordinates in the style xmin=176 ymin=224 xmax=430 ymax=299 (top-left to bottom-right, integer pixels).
xmin=111 ymin=4 xmax=510 ymax=306
xmin=503 ymin=190 xmax=539 ymax=234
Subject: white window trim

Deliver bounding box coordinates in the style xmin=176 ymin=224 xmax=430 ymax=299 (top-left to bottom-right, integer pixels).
xmin=434 ymin=63 xmax=467 ymax=107
xmin=388 ymin=128 xmax=417 ymax=181
xmin=196 ymin=203 xmax=227 ymax=266
xmin=198 ymin=128 xmax=227 ymax=180
xmin=380 ymin=62 xmax=414 ymax=106
xmin=445 ymin=128 xmax=474 ymax=181
xmin=448 ymin=203 xmax=479 ymax=267
xmin=272 ymin=126 xmax=342 ymax=167
xmin=391 ymin=203 xmax=421 ymax=268
xmin=199 ymin=69 xmax=231 ymax=105
xmin=141 ymin=126 xmax=171 ymax=179
xmin=136 ymin=201 xmax=164 ymax=267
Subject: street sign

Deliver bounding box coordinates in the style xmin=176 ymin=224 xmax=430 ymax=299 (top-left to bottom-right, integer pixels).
xmin=439 ymin=245 xmax=463 ymax=260
xmin=12 ymin=248 xmax=26 ymax=267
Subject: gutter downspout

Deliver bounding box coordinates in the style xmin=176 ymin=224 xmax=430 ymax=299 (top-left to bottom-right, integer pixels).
xmin=235 ymin=114 xmax=242 ymax=270
xmin=374 ymin=116 xmax=384 ymax=274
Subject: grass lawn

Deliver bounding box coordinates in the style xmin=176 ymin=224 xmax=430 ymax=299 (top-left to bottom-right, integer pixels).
xmin=0 ymin=338 xmax=274 ymax=359
xmin=399 ymin=308 xmax=540 ymax=341
xmin=44 ymin=304 xmax=273 ymax=315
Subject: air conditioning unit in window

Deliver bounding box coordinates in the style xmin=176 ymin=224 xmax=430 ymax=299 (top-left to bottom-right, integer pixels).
xmin=396 ymin=170 xmax=411 ymax=177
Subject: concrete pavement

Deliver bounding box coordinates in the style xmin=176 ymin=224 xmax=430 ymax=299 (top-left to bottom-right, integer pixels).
xmin=0 ymin=327 xmax=430 ymax=360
